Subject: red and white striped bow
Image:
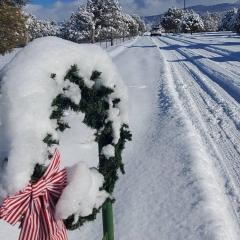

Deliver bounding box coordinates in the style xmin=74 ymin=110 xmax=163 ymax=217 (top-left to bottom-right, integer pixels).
xmin=0 ymin=149 xmax=68 ymax=240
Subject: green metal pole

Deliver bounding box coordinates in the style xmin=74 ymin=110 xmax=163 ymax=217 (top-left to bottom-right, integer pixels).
xmin=102 ymin=199 xmax=114 ymax=240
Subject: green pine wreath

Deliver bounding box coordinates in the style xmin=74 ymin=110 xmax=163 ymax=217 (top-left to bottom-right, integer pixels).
xmin=32 ymin=64 xmax=132 ymax=230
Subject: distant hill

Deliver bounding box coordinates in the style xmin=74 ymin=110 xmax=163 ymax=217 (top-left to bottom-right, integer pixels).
xmin=187 ymin=2 xmax=240 ymax=15
xmin=142 ymin=15 xmax=163 ymax=26
xmin=143 ymin=1 xmax=240 ymax=26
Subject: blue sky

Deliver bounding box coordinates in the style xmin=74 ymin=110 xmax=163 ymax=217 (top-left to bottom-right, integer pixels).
xmin=25 ymin=0 xmax=237 ymax=21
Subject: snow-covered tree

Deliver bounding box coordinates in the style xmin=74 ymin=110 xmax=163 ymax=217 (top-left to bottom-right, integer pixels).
xmin=61 ymin=2 xmax=126 ymax=44
xmin=61 ymin=0 xmax=143 ymax=45
xmin=132 ymin=14 xmax=146 ymax=35
xmin=11 ymin=0 xmax=27 ymax=6
xmin=86 ymin=0 xmax=125 ymax=43
xmin=202 ymin=12 xmax=221 ymax=32
xmin=25 ymin=14 xmax=58 ymax=41
xmin=161 ymin=7 xmax=184 ymax=33
xmin=220 ymin=8 xmax=238 ymax=31
xmin=0 ymin=0 xmax=27 ymax=6
xmin=60 ymin=6 xmax=94 ymax=43
xmin=122 ymin=13 xmax=139 ymax=38
xmin=0 ymin=1 xmax=27 ymax=54
xmin=100 ymin=3 xmax=126 ymax=44
xmin=181 ymin=10 xmax=204 ymax=34
xmin=235 ymin=8 xmax=240 ymax=33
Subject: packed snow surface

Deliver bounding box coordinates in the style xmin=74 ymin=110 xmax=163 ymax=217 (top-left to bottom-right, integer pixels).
xmin=0 ymin=32 xmax=240 ymax=239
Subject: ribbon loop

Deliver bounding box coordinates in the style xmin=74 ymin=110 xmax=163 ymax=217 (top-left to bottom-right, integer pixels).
xmin=0 ymin=149 xmax=68 ymax=240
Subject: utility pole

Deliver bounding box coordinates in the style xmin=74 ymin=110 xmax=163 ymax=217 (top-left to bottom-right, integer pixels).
xmin=184 ymin=0 xmax=186 ymax=10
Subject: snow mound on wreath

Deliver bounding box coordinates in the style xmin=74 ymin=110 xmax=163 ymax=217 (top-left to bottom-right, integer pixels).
xmin=55 ymin=162 xmax=109 ymax=220
xmin=0 ymin=37 xmax=128 ymax=217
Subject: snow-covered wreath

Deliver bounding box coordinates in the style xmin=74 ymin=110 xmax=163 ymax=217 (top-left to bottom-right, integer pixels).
xmin=0 ymin=37 xmax=131 ymax=232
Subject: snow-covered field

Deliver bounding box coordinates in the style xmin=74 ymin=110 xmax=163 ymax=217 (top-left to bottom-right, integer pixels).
xmin=0 ymin=31 xmax=240 ymax=239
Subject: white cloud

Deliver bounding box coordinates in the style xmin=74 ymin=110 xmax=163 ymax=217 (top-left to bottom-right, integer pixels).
xmin=121 ymin=0 xmax=179 ymax=16
xmin=24 ymin=0 xmax=85 ymax=22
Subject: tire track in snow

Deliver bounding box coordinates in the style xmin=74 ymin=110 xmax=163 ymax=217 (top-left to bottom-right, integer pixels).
xmin=109 ymin=36 xmax=239 ymax=240
xmin=165 ymin=34 xmax=240 ymax=69
xmin=153 ymin=36 xmax=240 ymax=238
xmin=158 ymin=37 xmax=240 ymax=161
xmin=159 ymin=37 xmax=240 ymax=149
xmin=160 ymin=36 xmax=240 ymax=104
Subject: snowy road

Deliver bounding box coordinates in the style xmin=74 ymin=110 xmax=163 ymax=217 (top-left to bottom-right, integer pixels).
xmin=1 ymin=33 xmax=240 ymax=239
xmin=79 ymin=34 xmax=240 ymax=239
xmin=110 ymin=34 xmax=240 ymax=239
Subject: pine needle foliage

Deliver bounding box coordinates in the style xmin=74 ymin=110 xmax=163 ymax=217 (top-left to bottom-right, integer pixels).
xmin=0 ymin=1 xmax=27 ymax=54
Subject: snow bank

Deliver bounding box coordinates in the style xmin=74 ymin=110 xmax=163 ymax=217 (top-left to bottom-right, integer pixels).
xmin=0 ymin=36 xmax=128 ymax=198
xmin=0 ymin=49 xmax=20 ymax=71
xmin=55 ymin=162 xmax=108 ymax=220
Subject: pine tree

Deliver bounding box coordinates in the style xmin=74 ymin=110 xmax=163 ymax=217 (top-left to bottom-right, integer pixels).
xmin=202 ymin=12 xmax=221 ymax=32
xmin=220 ymin=8 xmax=238 ymax=31
xmin=235 ymin=9 xmax=240 ymax=33
xmin=0 ymin=1 xmax=27 ymax=54
xmin=126 ymin=15 xmax=139 ymax=37
xmin=60 ymin=0 xmax=144 ymax=44
xmin=86 ymin=0 xmax=123 ymax=43
xmin=60 ymin=6 xmax=94 ymax=43
xmin=0 ymin=0 xmax=27 ymax=6
xmin=86 ymin=0 xmax=105 ymax=43
xmin=161 ymin=7 xmax=184 ymax=33
xmin=181 ymin=10 xmax=204 ymax=34
xmin=132 ymin=14 xmax=146 ymax=36
xmin=25 ymin=13 xmax=59 ymax=41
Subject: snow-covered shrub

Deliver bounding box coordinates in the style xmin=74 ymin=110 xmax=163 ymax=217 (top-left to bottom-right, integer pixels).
xmin=25 ymin=13 xmax=59 ymax=41
xmin=220 ymin=8 xmax=238 ymax=31
xmin=202 ymin=12 xmax=221 ymax=32
xmin=0 ymin=1 xmax=27 ymax=54
xmin=0 ymin=37 xmax=131 ymax=229
xmin=161 ymin=7 xmax=184 ymax=33
xmin=181 ymin=10 xmax=204 ymax=34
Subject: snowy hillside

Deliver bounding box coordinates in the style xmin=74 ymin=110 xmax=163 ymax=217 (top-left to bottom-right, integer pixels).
xmin=0 ymin=32 xmax=240 ymax=239
xmin=187 ymin=1 xmax=240 ymax=15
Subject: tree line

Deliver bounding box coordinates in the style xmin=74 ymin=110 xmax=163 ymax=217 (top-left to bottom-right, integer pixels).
xmin=61 ymin=0 xmax=146 ymax=44
xmin=160 ymin=7 xmax=240 ymax=34
xmin=0 ymin=0 xmax=146 ymax=54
